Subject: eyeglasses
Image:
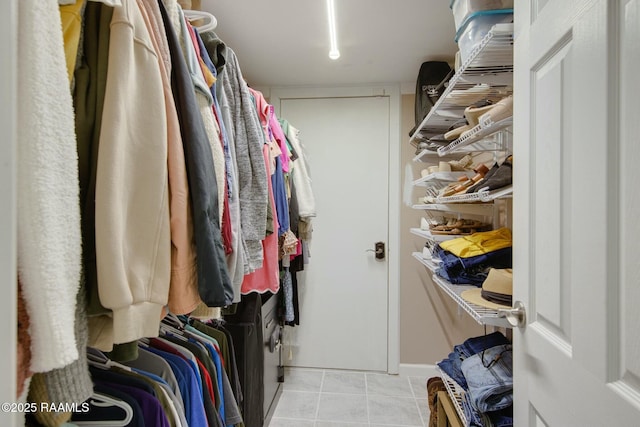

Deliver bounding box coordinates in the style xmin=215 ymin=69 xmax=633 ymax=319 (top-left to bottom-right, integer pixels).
xmin=481 ymin=347 xmax=510 ymax=369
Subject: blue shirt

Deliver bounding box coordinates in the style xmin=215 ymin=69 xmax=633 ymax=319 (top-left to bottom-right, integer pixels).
xmin=145 ymin=346 xmax=208 ymax=427
xmin=272 ymin=156 xmax=290 ymax=236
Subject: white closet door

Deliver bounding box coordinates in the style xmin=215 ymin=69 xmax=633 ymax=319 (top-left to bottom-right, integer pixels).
xmin=513 ymin=0 xmax=640 ymax=425
xmin=277 ymin=92 xmax=392 ymax=372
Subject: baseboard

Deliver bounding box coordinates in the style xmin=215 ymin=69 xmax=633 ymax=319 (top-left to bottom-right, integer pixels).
xmin=398 ymin=363 xmax=439 ymax=378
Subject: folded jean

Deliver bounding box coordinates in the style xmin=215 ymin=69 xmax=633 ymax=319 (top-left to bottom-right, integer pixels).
xmin=456 ymin=332 xmax=510 ymax=359
xmin=436 ymin=267 xmax=488 ymax=287
xmin=438 ymin=332 xmax=511 ymax=391
xmin=462 ymin=393 xmax=513 ymax=427
xmin=437 ymin=348 xmax=467 ymax=389
xmin=462 ymin=392 xmax=493 ymax=427
xmin=435 ymin=246 xmax=512 ymax=286
xmin=461 ymin=344 xmax=513 ymax=412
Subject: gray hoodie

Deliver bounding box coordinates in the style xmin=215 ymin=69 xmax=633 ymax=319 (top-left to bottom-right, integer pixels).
xmin=201 ymin=32 xmax=269 ymax=274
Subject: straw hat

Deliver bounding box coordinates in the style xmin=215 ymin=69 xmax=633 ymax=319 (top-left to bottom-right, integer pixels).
xmin=461 ymin=268 xmax=513 ymax=309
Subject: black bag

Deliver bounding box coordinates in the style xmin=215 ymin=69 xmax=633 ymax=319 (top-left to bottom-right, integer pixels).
xmin=410 ymin=61 xmax=454 ymax=136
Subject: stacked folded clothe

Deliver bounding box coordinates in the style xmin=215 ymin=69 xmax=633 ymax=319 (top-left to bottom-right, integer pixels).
xmin=434 ymin=228 xmax=512 ymax=286
xmin=437 ymin=332 xmax=514 ymax=427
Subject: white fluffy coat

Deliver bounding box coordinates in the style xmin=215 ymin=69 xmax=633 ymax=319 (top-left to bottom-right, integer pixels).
xmin=17 ymin=0 xmax=82 ymax=372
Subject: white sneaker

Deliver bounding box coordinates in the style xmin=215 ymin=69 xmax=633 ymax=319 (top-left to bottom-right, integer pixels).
xmin=419 ymin=196 xmax=436 ymax=204
xmin=422 ymin=245 xmax=432 ymax=259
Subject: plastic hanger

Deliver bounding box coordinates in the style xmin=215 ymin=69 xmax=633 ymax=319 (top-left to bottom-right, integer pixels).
xmin=73 ymin=392 xmax=133 ymax=427
xmin=183 ymin=10 xmax=217 ymax=33
xmin=86 ymin=347 xmax=131 ymax=372
xmin=163 ymin=312 xmax=185 ymax=330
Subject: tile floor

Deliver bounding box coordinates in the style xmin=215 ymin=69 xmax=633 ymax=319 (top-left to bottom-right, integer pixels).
xmin=268 ymin=368 xmax=430 ymax=427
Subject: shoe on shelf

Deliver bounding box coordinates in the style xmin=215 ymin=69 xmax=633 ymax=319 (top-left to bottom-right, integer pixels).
xmin=422 ymin=244 xmax=433 ymax=259
xmin=478 ymin=155 xmax=513 ymax=191
xmin=428 ymin=218 xmax=493 ymax=235
xmin=450 ymin=163 xmax=490 ymax=195
xmin=429 ymin=134 xmax=450 ymax=145
xmin=479 ymin=95 xmax=513 ymax=125
xmin=459 ymin=102 xmax=501 ymax=138
xmin=420 ymin=217 xmax=431 ymax=230
xmin=419 ymin=195 xmax=437 ymax=204
xmin=421 ymin=161 xmax=452 ymax=178
xmin=466 ymin=162 xmax=499 ymax=193
xmin=448 ymin=154 xmax=474 ymax=171
xmin=444 ymin=121 xmax=472 ymax=141
xmin=415 ymin=140 xmax=441 ymax=154
xmin=438 ymin=161 xmax=452 ymax=172
xmin=444 ymin=101 xmax=496 ymax=141
xmin=464 ymin=103 xmax=494 ymax=124
xmin=439 ymin=182 xmax=461 ymax=198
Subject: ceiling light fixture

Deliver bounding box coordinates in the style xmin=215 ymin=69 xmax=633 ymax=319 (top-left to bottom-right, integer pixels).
xmin=326 ymin=0 xmax=340 ymax=60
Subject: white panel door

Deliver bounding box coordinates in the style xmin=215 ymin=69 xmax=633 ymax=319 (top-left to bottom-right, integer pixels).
xmin=513 ymin=0 xmax=640 ymax=425
xmin=279 ymin=94 xmax=390 ymax=372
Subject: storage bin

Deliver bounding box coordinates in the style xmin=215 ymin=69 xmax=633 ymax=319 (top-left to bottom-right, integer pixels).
xmin=450 ymin=0 xmax=514 ymax=31
xmin=455 ymin=10 xmax=513 ymax=65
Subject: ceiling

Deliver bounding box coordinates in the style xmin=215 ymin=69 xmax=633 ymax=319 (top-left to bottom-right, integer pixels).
xmin=200 ymin=0 xmax=458 ymax=91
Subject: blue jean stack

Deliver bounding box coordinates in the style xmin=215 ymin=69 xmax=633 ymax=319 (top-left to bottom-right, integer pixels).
xmin=437 ymin=332 xmax=514 ymax=427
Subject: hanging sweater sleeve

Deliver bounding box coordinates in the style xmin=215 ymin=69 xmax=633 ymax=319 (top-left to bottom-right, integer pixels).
xmin=94 ymin=0 xmax=171 ymax=344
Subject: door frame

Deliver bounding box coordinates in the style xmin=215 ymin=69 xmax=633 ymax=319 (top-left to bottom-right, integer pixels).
xmin=0 ymin=0 xmax=18 ymax=422
xmin=269 ymin=85 xmax=401 ymax=374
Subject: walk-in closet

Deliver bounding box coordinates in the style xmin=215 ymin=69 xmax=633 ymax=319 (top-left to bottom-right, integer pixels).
xmin=2 ymin=0 xmax=640 ymax=426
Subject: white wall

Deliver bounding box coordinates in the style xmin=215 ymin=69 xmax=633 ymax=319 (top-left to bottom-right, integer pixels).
xmin=399 ymin=94 xmax=483 ymax=366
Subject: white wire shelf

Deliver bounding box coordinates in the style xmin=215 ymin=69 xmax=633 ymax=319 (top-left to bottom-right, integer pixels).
xmin=409 ymin=24 xmax=514 ymax=143
xmin=413 ymin=149 xmax=441 ymax=162
xmin=432 ymin=274 xmax=512 ymax=328
xmin=436 ymin=367 xmax=468 ymax=427
xmin=437 ymin=117 xmax=513 ymax=156
xmin=413 ymin=171 xmax=472 ymax=187
xmin=412 ymin=203 xmax=495 ymax=215
xmin=410 ymin=228 xmax=460 ymax=242
xmin=435 ymin=185 xmax=513 ymax=204
xmin=414 ymin=139 xmax=506 ymax=161
xmin=412 ymin=251 xmax=440 ymax=273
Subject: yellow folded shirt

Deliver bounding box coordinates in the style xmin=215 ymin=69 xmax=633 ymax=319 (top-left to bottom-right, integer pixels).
xmin=439 ymin=227 xmax=512 ymax=258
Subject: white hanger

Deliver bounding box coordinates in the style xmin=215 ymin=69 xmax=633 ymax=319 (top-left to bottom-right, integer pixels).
xmin=73 ymin=393 xmax=134 ymax=427
xmin=183 ymin=10 xmax=217 ymax=33
xmin=86 ymin=347 xmax=132 ymax=372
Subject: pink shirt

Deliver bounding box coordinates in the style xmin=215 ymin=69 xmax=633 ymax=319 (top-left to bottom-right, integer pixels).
xmin=249 ymin=88 xmax=291 ymax=173
xmin=241 ymin=144 xmax=280 ymax=294
xmin=268 ymin=106 xmax=291 ymax=173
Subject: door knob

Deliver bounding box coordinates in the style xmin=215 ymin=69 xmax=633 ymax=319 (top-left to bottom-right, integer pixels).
xmin=366 ymin=241 xmax=386 ymax=260
xmin=497 ymin=300 xmax=526 ymax=328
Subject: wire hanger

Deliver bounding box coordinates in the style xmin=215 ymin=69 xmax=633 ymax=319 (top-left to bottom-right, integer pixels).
xmin=74 ymin=392 xmax=134 ymax=427
xmin=183 ymin=10 xmax=217 ymax=33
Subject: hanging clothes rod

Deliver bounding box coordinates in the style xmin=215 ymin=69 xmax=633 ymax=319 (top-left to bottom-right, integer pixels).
xmin=183 ymin=9 xmax=217 ymax=33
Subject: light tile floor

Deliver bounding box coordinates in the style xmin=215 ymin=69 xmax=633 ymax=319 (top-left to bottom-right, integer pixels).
xmin=268 ymin=368 xmax=430 ymax=427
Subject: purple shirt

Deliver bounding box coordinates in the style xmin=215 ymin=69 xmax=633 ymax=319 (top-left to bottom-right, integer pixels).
xmin=100 ymin=382 xmax=170 ymax=427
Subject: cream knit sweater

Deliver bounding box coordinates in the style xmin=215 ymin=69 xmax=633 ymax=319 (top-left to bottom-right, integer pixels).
xmin=18 ymin=0 xmax=82 ymax=372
